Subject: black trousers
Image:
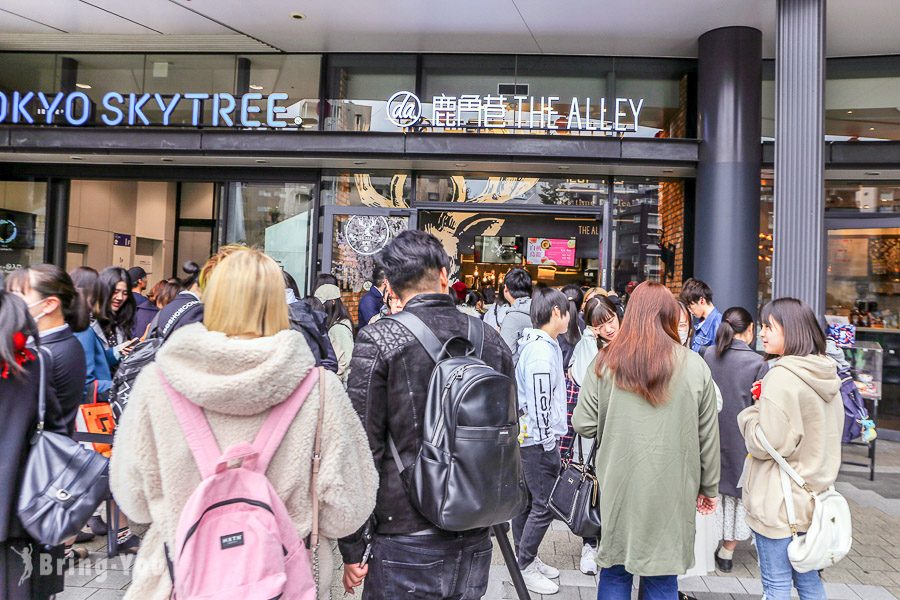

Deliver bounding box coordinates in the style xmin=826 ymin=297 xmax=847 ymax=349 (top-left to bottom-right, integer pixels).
xmin=362 ymin=530 xmax=492 ymax=600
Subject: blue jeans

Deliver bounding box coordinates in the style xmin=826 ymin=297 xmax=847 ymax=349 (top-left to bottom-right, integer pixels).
xmin=754 ymin=531 xmax=826 ymax=600
xmin=598 ymin=565 xmax=678 ymax=600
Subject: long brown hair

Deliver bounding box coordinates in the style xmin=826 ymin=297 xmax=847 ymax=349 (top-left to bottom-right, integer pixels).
xmin=595 ymin=281 xmax=680 ymax=406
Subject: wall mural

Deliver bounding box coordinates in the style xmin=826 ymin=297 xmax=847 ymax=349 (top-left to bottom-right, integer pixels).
xmin=352 ymin=173 xmax=409 ymax=208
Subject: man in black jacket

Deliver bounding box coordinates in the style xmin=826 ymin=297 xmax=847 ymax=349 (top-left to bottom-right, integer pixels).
xmin=340 ymin=231 xmax=514 ymax=600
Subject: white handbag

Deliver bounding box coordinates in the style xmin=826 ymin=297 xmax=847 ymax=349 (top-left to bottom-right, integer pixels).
xmin=755 ymin=426 xmax=853 ymax=572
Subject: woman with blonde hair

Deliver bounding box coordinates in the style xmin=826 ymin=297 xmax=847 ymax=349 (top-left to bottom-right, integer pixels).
xmin=573 ymin=282 xmax=720 ymax=599
xmin=110 ymin=248 xmax=378 ymax=600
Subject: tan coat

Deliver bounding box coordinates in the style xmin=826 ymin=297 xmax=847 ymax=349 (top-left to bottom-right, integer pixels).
xmin=737 ymin=354 xmax=844 ymax=539
xmin=110 ymin=323 xmax=378 ymax=600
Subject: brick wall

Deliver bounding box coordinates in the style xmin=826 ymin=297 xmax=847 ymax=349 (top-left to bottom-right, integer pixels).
xmin=657 ymin=74 xmax=690 ymax=296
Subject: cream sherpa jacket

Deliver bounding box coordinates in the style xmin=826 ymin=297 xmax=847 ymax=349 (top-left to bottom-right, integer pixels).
xmin=110 ymin=323 xmax=378 ymax=600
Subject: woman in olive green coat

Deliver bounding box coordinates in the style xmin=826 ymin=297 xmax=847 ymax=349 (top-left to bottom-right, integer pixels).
xmin=573 ymin=282 xmax=721 ymax=599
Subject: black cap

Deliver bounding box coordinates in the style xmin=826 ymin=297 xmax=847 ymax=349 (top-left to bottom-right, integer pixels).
xmin=128 ymin=267 xmax=147 ymax=284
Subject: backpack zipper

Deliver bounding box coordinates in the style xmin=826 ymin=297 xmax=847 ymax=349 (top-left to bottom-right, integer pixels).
xmin=180 ymin=497 xmax=275 ymax=556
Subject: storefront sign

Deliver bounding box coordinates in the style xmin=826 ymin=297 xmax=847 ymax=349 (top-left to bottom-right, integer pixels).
xmin=387 ymin=90 xmax=644 ymax=131
xmin=0 ymin=209 xmax=36 ymax=250
xmin=0 ymin=91 xmax=295 ymax=128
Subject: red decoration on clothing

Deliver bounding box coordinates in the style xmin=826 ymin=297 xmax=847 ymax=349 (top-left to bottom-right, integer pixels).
xmin=1 ymin=330 xmax=36 ymax=379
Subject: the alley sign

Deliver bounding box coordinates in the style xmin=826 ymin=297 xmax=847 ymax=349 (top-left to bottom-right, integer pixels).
xmin=387 ymin=90 xmax=645 ymax=132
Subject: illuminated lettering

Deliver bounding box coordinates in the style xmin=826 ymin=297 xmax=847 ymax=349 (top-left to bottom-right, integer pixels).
xmin=65 ymin=92 xmax=90 ymax=126
xmin=12 ymin=91 xmax=34 ymax=124
xmin=37 ymin=92 xmax=64 ymax=124
xmin=266 ymin=93 xmax=288 ymax=128
xmin=101 ymin=93 xmax=125 ymax=126
xmin=153 ymin=93 xmax=182 ymax=126
xmin=240 ymin=93 xmax=263 ymax=127
xmin=212 ymin=93 xmax=236 ymax=127
xmin=127 ymin=93 xmax=152 ymax=126
xmin=184 ymin=93 xmax=209 ymax=126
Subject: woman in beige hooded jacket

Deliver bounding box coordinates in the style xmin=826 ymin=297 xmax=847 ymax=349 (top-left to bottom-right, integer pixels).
xmin=738 ymin=297 xmax=843 ymax=600
xmin=110 ymin=249 xmax=378 ymax=600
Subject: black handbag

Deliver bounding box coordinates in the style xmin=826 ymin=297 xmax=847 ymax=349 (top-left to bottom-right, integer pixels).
xmin=548 ymin=436 xmax=601 ymax=538
xmin=17 ymin=348 xmax=110 ymax=547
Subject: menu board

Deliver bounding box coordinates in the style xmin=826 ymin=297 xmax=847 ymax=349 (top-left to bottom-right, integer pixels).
xmin=0 ymin=209 xmax=36 ymax=250
xmin=526 ymin=237 xmax=576 ymax=267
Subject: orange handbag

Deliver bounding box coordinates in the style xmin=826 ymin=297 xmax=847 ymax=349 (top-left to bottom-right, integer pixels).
xmin=78 ymin=396 xmax=116 ymax=457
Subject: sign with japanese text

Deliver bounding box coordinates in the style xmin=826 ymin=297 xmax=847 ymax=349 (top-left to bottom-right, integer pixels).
xmin=387 ymin=91 xmax=644 ymax=132
xmin=526 ymin=238 xmax=577 ymax=267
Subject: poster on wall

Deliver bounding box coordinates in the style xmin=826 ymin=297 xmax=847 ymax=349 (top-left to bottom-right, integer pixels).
xmin=112 ymin=233 xmax=132 ymax=269
xmin=526 ymin=238 xmax=577 ymax=267
xmin=0 ymin=209 xmax=37 ymax=250
xmin=828 ymin=237 xmax=868 ymax=278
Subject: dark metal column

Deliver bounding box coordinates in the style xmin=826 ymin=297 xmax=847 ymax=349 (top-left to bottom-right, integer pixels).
xmin=46 ymin=178 xmax=71 ymax=266
xmin=695 ymin=27 xmax=763 ymax=314
xmin=773 ymin=0 xmax=826 ymax=315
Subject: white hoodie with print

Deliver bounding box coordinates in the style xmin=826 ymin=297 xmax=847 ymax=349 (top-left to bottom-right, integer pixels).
xmin=515 ymin=328 xmax=567 ymax=450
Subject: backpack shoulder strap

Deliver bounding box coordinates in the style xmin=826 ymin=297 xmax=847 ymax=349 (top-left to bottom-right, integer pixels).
xmin=160 ymin=300 xmax=201 ymax=339
xmin=388 ymin=311 xmax=443 ymax=363
xmin=159 ymin=371 xmax=221 ymax=479
xmin=253 ymin=367 xmax=320 ymax=473
xmin=467 ymin=315 xmax=485 ymax=359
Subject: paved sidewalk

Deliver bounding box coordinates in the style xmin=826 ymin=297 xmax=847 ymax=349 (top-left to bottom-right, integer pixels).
xmin=57 ymin=441 xmax=900 ymax=600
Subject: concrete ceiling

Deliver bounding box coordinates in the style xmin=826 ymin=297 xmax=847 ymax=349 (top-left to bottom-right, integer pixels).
xmin=0 ymin=0 xmax=897 ymax=58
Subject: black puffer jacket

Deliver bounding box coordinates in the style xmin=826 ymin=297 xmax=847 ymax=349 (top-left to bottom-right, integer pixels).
xmin=339 ymin=293 xmax=514 ymax=562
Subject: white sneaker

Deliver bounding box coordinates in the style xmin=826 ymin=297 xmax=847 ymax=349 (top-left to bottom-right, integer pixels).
xmin=521 ymin=562 xmax=560 ymax=595
xmin=580 ymin=543 xmax=598 ymax=575
xmin=532 ymin=556 xmax=560 ymax=579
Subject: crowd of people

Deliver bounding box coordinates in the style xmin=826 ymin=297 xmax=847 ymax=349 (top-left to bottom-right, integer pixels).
xmin=0 ymin=229 xmax=846 ymax=600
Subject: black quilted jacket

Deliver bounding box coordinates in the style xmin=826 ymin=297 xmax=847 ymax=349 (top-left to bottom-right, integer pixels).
xmin=338 ymin=293 xmax=514 ymax=562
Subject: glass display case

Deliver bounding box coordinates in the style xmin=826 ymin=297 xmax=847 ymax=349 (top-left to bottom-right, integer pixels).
xmin=843 ymin=340 xmax=883 ymax=403
xmin=841 ymin=340 xmax=882 ymax=480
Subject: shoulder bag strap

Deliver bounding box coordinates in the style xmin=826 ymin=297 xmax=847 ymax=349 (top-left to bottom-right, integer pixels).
xmin=310 ymin=367 xmax=325 ymax=549
xmin=253 ymin=367 xmax=320 ymax=472
xmin=158 ymin=371 xmax=221 ymax=479
xmin=754 ymin=425 xmax=815 ymax=536
xmin=36 ymin=347 xmax=49 ymax=427
xmin=160 ymin=300 xmax=201 ymax=339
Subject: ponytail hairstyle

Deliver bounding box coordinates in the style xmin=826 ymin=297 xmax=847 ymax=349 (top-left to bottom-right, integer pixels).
xmin=5 ymin=265 xmax=90 ymax=332
xmin=715 ymin=307 xmax=754 ymax=358
xmin=561 ymin=284 xmax=584 ymax=347
xmin=181 ymin=261 xmax=201 ymax=290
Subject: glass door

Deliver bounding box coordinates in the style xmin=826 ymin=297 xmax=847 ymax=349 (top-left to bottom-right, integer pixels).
xmin=322 ymin=205 xmax=416 ymax=322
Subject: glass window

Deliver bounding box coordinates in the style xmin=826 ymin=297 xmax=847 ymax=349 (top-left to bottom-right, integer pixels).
xmin=759 ymin=175 xmax=775 ymax=308
xmin=0 ymin=180 xmax=47 ymax=275
xmin=243 ymin=55 xmax=322 ymax=130
xmin=142 ymin=54 xmax=237 ymax=126
xmin=610 ymin=179 xmax=685 ymax=295
xmin=224 ymin=182 xmax=315 ymax=291
xmin=0 ymin=53 xmax=58 ymax=94
xmin=415 ymin=174 xmax=607 ymax=206
xmin=826 ymin=56 xmax=900 ymax=141
xmin=613 ymin=58 xmax=694 ymax=139
xmin=325 ymin=54 xmax=417 ymax=132
xmin=762 ymin=60 xmax=775 ymax=140
xmin=827 ymin=181 xmax=900 ymax=213
xmin=320 ymin=172 xmax=410 ymax=208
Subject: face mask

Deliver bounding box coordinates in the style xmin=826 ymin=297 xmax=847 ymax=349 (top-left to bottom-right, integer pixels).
xmin=679 ymin=330 xmax=689 ymax=346
xmin=284 ymin=288 xmax=298 ymax=305
xmin=26 ymin=299 xmax=47 ymax=322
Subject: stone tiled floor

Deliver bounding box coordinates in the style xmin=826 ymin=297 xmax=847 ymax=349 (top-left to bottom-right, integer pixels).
xmin=58 ymin=441 xmax=900 ymax=599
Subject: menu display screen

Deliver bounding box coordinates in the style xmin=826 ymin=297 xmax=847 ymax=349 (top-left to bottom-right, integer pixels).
xmin=526 ymin=237 xmax=577 ymax=267
xmin=0 ymin=209 xmax=36 ymax=250
xmin=474 ymin=236 xmax=523 ymax=264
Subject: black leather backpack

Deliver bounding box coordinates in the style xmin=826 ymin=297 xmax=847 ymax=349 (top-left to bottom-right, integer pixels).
xmin=387 ymin=311 xmax=528 ymax=531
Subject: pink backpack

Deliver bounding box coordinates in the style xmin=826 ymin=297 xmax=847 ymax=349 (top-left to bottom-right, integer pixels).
xmin=160 ymin=367 xmax=325 ymax=600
